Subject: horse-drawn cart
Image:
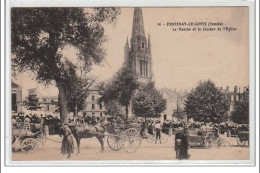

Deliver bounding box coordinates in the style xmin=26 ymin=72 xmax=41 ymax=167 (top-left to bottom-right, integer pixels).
xmin=236 ymin=130 xmax=249 ymax=147
xmin=73 ymin=121 xmax=142 ymax=153
xmin=188 ymin=128 xmax=224 ymax=148
xmin=12 ymin=122 xmax=45 ymax=153
xmin=106 ymin=123 xmax=142 ymax=153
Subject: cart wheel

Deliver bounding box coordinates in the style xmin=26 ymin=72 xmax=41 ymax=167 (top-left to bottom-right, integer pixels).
xmin=237 ymin=138 xmax=247 ymax=147
xmin=204 ymin=132 xmax=215 ymax=148
xmin=122 ymin=128 xmax=142 ymax=153
xmin=147 ymin=135 xmax=155 ymax=143
xmin=213 ymin=139 xmax=224 ymax=148
xmin=107 ymin=135 xmax=123 ymax=151
xmin=161 ymin=135 xmax=168 ymax=144
xmin=20 ymin=138 xmax=38 ymax=153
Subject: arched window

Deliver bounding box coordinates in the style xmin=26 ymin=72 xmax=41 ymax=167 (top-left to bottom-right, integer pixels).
xmin=146 ymin=62 xmax=148 ymax=77
xmin=140 ymin=61 xmax=142 ymax=76
xmin=144 ymin=62 xmax=147 ymax=77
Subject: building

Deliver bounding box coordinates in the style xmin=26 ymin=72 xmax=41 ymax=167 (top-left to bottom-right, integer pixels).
xmin=81 ymin=87 xmax=106 ymax=117
xmin=40 ymin=96 xmax=58 ymax=115
xmin=160 ymin=88 xmax=188 ymax=121
xmin=11 ymin=81 xmax=23 ymax=113
xmin=124 ymin=8 xmax=153 ymax=84
xmin=218 ymin=86 xmax=245 ymax=113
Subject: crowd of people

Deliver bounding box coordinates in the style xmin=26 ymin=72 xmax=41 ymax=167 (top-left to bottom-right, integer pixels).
xmin=12 ymin=113 xmax=60 ymax=134
xmin=12 ymin=112 xmax=249 ymax=159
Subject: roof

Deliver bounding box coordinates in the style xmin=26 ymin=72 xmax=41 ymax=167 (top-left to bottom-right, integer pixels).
xmin=11 ymin=81 xmax=20 ymax=88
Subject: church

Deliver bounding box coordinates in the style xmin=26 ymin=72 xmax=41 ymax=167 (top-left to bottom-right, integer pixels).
xmin=124 ymin=8 xmax=153 ymax=84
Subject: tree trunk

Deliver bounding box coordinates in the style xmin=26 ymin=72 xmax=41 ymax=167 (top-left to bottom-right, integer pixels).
xmin=125 ymin=104 xmax=128 ymax=120
xmin=74 ymin=106 xmax=78 ymax=118
xmin=57 ymin=81 xmax=68 ymax=124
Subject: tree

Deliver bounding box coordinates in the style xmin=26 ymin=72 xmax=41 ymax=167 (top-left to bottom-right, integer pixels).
xmin=185 ymin=80 xmax=229 ymax=123
xmin=103 ymin=100 xmax=124 ymax=118
xmin=172 ymin=108 xmax=186 ymax=122
xmin=132 ymin=82 xmax=167 ymax=120
xmin=231 ymin=87 xmax=249 ymax=124
xmin=24 ymin=95 xmax=40 ymax=114
xmin=11 ymin=8 xmax=120 ymax=123
xmin=99 ymin=67 xmax=139 ymax=119
xmin=66 ymin=74 xmax=96 ymax=117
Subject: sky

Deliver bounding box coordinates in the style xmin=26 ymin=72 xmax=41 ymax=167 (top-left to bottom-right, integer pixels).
xmin=12 ymin=7 xmax=249 ymax=98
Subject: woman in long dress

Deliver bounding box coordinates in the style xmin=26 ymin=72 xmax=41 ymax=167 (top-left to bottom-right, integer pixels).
xmin=61 ymin=124 xmax=74 ymax=158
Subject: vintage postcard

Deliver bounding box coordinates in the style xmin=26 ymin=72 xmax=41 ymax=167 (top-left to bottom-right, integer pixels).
xmin=5 ymin=0 xmax=256 ymax=166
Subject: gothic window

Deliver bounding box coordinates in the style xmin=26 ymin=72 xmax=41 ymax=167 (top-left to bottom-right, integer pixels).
xmin=142 ymin=61 xmax=145 ymax=77
xmin=144 ymin=62 xmax=146 ymax=77
xmin=146 ymin=62 xmax=148 ymax=77
xmin=142 ymin=42 xmax=144 ymax=48
xmin=140 ymin=61 xmax=143 ymax=76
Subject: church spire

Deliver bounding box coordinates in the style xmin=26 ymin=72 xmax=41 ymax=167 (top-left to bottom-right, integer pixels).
xmin=124 ymin=37 xmax=129 ymax=49
xmin=148 ymin=34 xmax=151 ymax=51
xmin=131 ymin=8 xmax=145 ymax=38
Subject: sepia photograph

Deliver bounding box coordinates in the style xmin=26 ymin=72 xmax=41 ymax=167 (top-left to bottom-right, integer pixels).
xmin=8 ymin=5 xmax=253 ymax=164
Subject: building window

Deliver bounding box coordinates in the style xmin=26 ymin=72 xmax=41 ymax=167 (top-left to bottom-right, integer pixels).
xmin=92 ymin=104 xmax=95 ymax=110
xmin=99 ymin=104 xmax=102 ymax=110
xmin=92 ymin=112 xmax=95 ymax=116
xmin=142 ymin=42 xmax=144 ymax=48
xmin=100 ymin=113 xmax=102 ymax=117
xmin=92 ymin=95 xmax=95 ymax=101
xmin=231 ymin=95 xmax=234 ymax=101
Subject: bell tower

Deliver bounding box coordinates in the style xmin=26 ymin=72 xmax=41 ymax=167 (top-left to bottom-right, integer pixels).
xmin=124 ymin=8 xmax=153 ymax=83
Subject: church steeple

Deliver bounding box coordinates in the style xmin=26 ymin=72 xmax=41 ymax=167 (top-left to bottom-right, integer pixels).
xmin=124 ymin=37 xmax=129 ymax=49
xmin=131 ymin=8 xmax=145 ymax=38
xmin=148 ymin=34 xmax=151 ymax=52
xmin=124 ymin=37 xmax=130 ymax=66
xmin=124 ymin=8 xmax=153 ymax=83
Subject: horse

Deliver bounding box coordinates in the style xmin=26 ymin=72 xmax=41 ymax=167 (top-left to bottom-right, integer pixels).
xmin=68 ymin=123 xmax=106 ymax=154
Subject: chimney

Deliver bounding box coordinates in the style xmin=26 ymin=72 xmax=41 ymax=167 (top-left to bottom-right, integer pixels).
xmin=226 ymin=86 xmax=229 ymax=92
xmin=234 ymin=86 xmax=238 ymax=93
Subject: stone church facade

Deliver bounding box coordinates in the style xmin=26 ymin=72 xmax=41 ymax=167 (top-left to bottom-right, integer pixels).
xmin=124 ymin=8 xmax=153 ymax=84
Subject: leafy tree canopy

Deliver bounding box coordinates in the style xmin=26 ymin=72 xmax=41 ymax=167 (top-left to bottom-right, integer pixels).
xmin=231 ymin=87 xmax=249 ymax=124
xmin=132 ymin=82 xmax=167 ymax=119
xmin=11 ymin=8 xmax=120 ymax=123
xmin=99 ymin=67 xmax=139 ymax=119
xmin=185 ymin=80 xmax=229 ymax=123
xmin=24 ymin=94 xmax=40 ymax=110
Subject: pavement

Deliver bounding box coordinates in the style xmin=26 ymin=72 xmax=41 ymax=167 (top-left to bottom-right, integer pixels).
xmin=12 ymin=133 xmax=249 ymax=161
